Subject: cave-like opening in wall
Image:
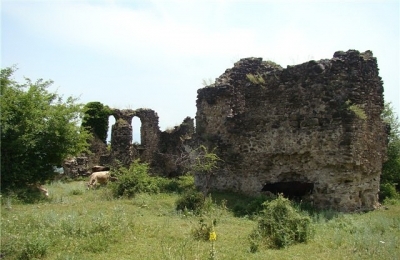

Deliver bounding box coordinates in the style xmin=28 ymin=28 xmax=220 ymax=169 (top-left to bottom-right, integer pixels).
xmin=261 ymin=181 xmax=315 ymax=200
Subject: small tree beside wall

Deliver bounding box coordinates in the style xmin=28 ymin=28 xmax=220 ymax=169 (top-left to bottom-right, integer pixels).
xmin=182 ymin=145 xmax=222 ymax=196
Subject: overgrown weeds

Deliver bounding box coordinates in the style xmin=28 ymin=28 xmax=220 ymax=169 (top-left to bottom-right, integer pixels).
xmin=1 ymin=181 xmax=400 ymax=259
xmin=249 ymin=195 xmax=314 ymax=251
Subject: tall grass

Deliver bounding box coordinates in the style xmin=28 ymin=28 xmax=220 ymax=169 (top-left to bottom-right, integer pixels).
xmin=1 ymin=181 xmax=400 ymax=259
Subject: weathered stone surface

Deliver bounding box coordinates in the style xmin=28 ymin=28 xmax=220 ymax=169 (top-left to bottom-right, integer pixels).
xmin=85 ymin=49 xmax=387 ymax=212
xmin=156 ymin=117 xmax=195 ymax=176
xmin=195 ymin=50 xmax=388 ymax=212
xmin=63 ymin=156 xmax=89 ymax=177
xmin=110 ymin=109 xmax=135 ymax=167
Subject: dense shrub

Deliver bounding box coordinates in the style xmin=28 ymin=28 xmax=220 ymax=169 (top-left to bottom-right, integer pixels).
xmin=232 ymin=195 xmax=271 ymax=218
xmin=154 ymin=174 xmax=195 ymax=193
xmin=109 ymin=162 xmax=195 ymax=198
xmin=109 ymin=161 xmax=160 ymax=198
xmin=191 ymin=218 xmax=217 ymax=241
xmin=249 ymin=195 xmax=314 ymax=251
xmin=381 ymin=102 xmax=400 ymax=197
xmin=380 ymin=183 xmax=400 ymax=201
xmin=4 ymin=187 xmax=49 ymax=204
xmin=175 ymin=189 xmax=205 ymax=214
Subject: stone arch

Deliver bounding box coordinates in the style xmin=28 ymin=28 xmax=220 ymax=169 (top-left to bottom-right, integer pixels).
xmin=134 ymin=109 xmax=161 ymax=163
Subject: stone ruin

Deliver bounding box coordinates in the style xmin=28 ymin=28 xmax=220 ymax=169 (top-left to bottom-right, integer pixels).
xmin=195 ymin=50 xmax=388 ymax=211
xmin=72 ymin=49 xmax=388 ymax=212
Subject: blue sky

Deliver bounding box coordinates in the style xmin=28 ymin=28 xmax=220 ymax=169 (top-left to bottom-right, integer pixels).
xmin=2 ymin=0 xmax=399 ymax=142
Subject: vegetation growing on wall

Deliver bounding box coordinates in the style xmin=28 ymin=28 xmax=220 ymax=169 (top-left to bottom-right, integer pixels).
xmin=246 ymin=73 xmax=265 ymax=85
xmin=346 ymin=100 xmax=367 ymax=120
xmin=0 ymin=67 xmax=90 ymax=190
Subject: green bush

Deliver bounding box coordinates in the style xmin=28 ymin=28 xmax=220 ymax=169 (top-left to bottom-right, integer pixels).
xmin=233 ymin=195 xmax=270 ymax=218
xmin=191 ymin=218 xmax=217 ymax=241
xmin=110 ymin=161 xmax=196 ymax=198
xmin=249 ymin=195 xmax=314 ymax=250
xmin=109 ymin=160 xmax=159 ymax=198
xmin=4 ymin=187 xmax=48 ymax=204
xmin=175 ymin=189 xmax=205 ymax=214
xmin=152 ymin=175 xmax=195 ymax=193
xmin=380 ymin=183 xmax=400 ymax=201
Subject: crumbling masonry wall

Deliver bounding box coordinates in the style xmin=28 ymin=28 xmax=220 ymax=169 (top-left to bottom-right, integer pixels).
xmin=109 ymin=108 xmax=194 ymax=176
xmin=196 ymin=50 xmax=388 ymax=211
xmin=110 ymin=108 xmax=161 ymax=168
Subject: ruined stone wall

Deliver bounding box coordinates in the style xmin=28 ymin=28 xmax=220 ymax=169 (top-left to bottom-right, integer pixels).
xmin=196 ymin=50 xmax=387 ymax=211
xmin=156 ymin=117 xmax=195 ymax=176
xmin=111 ymin=109 xmax=135 ymax=167
xmin=107 ymin=107 xmax=193 ymax=176
xmin=134 ymin=109 xmax=161 ymax=164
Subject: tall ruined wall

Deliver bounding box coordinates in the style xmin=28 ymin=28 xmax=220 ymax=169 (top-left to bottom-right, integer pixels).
xmin=156 ymin=117 xmax=195 ymax=176
xmin=134 ymin=109 xmax=161 ymax=164
xmin=196 ymin=50 xmax=387 ymax=211
xmin=111 ymin=109 xmax=135 ymax=167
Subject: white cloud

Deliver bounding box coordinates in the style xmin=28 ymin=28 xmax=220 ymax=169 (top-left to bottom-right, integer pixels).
xmin=5 ymin=1 xmax=265 ymax=63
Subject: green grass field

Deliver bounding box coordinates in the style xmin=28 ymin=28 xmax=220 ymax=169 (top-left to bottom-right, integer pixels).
xmin=1 ymin=181 xmax=400 ymax=260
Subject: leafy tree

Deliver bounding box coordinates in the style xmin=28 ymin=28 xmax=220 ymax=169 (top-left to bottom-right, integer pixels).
xmin=1 ymin=67 xmax=90 ymax=190
xmin=82 ymin=101 xmax=112 ymax=144
xmin=381 ymin=102 xmax=400 ymax=197
xmin=182 ymin=145 xmax=222 ymax=196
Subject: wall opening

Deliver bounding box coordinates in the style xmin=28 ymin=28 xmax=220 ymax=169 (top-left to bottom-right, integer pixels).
xmin=261 ymin=181 xmax=314 ymax=199
xmin=107 ymin=115 xmax=115 ymax=145
xmin=132 ymin=117 xmax=142 ymax=145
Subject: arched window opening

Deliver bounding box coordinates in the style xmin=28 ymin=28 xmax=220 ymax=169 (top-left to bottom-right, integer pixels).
xmin=107 ymin=115 xmax=115 ymax=146
xmin=132 ymin=117 xmax=142 ymax=145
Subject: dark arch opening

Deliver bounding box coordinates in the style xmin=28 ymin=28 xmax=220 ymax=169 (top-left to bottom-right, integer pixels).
xmin=261 ymin=181 xmax=314 ymax=199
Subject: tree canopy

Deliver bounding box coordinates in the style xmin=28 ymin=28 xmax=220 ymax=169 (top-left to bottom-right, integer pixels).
xmin=82 ymin=101 xmax=112 ymax=144
xmin=1 ymin=67 xmax=90 ymax=190
xmin=381 ymin=102 xmax=400 ymax=198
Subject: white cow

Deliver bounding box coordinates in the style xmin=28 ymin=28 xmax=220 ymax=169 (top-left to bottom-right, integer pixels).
xmin=87 ymin=171 xmax=111 ymax=189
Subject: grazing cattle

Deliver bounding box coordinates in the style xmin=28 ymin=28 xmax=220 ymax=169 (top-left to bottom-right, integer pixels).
xmin=262 ymin=181 xmax=314 ymax=199
xmin=28 ymin=184 xmax=49 ymax=197
xmin=87 ymin=171 xmax=117 ymax=189
xmin=37 ymin=185 xmax=49 ymax=197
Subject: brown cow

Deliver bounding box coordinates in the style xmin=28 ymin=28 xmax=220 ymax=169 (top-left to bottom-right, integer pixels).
xmin=87 ymin=171 xmax=113 ymax=189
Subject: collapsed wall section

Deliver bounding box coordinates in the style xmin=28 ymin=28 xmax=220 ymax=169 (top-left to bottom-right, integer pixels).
xmin=196 ymin=50 xmax=387 ymax=211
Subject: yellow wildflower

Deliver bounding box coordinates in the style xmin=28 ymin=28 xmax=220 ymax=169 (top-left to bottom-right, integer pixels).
xmin=209 ymin=231 xmax=217 ymax=241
